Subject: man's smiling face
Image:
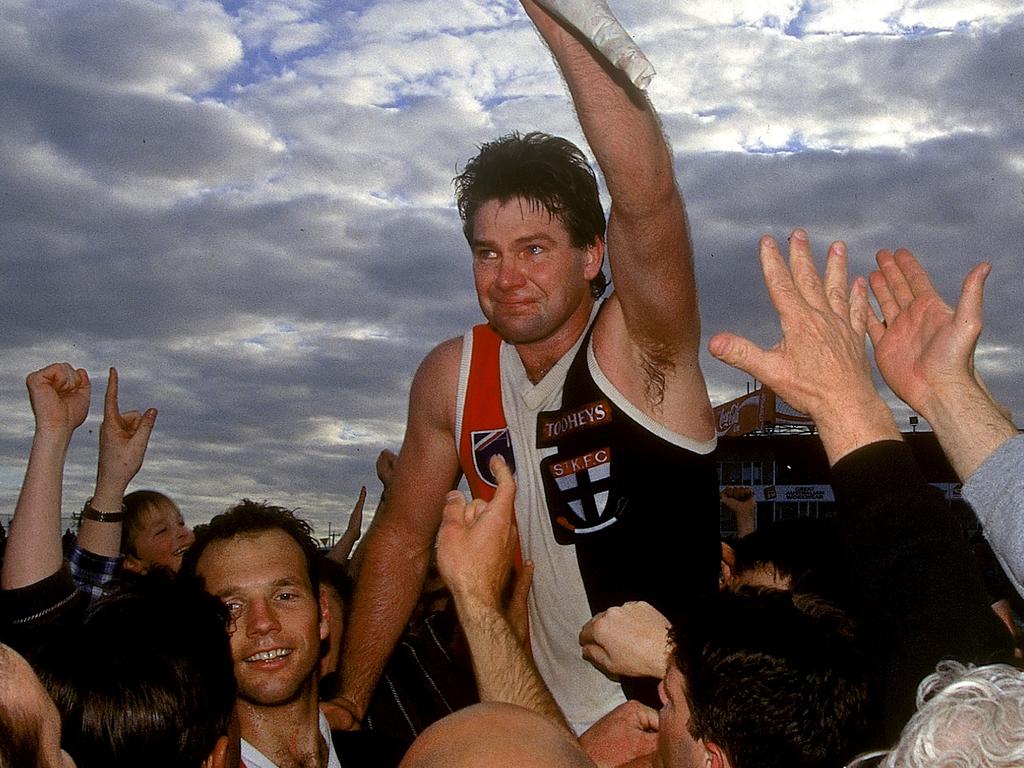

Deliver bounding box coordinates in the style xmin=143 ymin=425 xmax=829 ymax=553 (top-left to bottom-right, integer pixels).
xmin=196 ymin=528 xmax=328 ymax=707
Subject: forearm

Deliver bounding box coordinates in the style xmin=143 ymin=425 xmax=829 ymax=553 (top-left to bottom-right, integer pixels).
xmin=521 ymin=0 xmax=673 ymax=214
xmin=1 ymin=432 xmax=70 ymax=590
xmin=916 ymin=378 xmax=1018 ymax=481
xmin=455 ymin=595 xmax=571 ymax=733
xmin=522 ymin=0 xmax=696 ymax=346
xmin=832 ymin=439 xmax=1013 ymax=739
xmin=337 ymin=522 xmax=431 ymax=716
xmin=816 ymin=395 xmax=903 ymax=467
xmin=75 ymin=475 xmax=129 ymax=558
xmin=963 ymin=434 xmax=1024 ymax=598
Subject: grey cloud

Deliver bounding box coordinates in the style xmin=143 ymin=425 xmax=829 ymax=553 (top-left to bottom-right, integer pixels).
xmin=2 ymin=2 xmax=1022 ymax=539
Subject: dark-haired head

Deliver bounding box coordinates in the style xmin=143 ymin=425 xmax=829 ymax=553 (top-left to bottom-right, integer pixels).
xmin=454 ymin=131 xmax=608 ymax=298
xmin=179 ymin=499 xmax=321 ymax=593
xmin=34 ymin=572 xmax=236 ymax=768
xmin=664 ymin=589 xmax=869 ymax=768
xmin=120 ymin=490 xmax=194 ymax=575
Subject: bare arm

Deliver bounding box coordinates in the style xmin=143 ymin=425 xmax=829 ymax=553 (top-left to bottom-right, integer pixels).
xmin=521 ymin=1 xmax=703 ymax=386
xmin=438 ymin=456 xmax=571 ymax=732
xmin=76 ymin=368 xmax=157 ymax=557
xmin=329 ymin=340 xmax=463 ymax=728
xmin=579 ymin=700 xmax=659 ymax=768
xmin=1 ymin=364 xmax=90 ymax=590
xmin=720 ymin=486 xmax=756 ymax=538
xmin=867 ymin=249 xmax=1017 ymax=480
xmin=326 ymin=486 xmax=365 ymax=565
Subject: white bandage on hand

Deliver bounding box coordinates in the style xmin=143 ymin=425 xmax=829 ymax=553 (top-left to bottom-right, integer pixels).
xmin=533 ymin=0 xmax=655 ymax=89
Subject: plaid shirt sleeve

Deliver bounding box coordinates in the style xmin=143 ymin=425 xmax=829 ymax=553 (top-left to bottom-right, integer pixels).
xmin=68 ymin=544 xmax=123 ymax=604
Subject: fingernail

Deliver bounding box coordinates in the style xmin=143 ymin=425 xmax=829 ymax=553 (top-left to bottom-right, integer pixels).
xmin=791 ymin=228 xmax=808 ymax=241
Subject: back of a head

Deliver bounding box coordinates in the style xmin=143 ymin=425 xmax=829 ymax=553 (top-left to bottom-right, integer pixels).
xmin=732 ymin=518 xmax=852 ymax=608
xmin=673 ymin=589 xmax=869 ymax=768
xmin=35 ymin=572 xmax=236 ymax=768
xmin=399 ymin=703 xmax=595 ymax=768
xmin=0 ymin=644 xmax=71 ymax=768
xmin=883 ymin=661 xmax=1024 ymax=768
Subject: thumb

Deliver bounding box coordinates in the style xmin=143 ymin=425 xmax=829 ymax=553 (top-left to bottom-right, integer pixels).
xmin=131 ymin=408 xmax=158 ymax=446
xmin=708 ymin=332 xmax=771 ymax=381
xmin=953 ymin=262 xmax=990 ymax=337
xmin=511 ymin=559 xmax=533 ymax=607
xmin=442 ymin=490 xmax=467 ymax=524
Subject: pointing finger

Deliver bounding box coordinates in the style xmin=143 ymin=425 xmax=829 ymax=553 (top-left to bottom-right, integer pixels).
xmin=104 ymin=367 xmax=120 ymax=418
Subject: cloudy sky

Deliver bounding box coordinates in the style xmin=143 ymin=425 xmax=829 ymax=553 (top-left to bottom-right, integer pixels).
xmin=2 ymin=0 xmax=1021 ymax=539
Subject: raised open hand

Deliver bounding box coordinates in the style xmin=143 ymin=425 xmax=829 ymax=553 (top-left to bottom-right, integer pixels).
xmin=709 ymin=230 xmax=899 ymax=464
xmin=867 ymin=248 xmax=990 ymax=419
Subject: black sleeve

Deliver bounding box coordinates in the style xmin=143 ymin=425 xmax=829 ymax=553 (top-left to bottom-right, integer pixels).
xmin=0 ymin=565 xmax=88 ymax=658
xmin=831 ymin=440 xmax=1013 ymax=743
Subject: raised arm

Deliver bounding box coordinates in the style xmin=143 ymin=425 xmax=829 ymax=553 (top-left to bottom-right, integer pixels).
xmin=521 ymin=0 xmax=707 ymax=418
xmin=326 ymin=485 xmax=365 ymax=565
xmin=438 ymin=455 xmax=571 ymax=732
xmin=710 ymin=230 xmax=1012 ymax=738
xmin=867 ymin=248 xmax=1022 ymax=597
xmin=1 ymin=364 xmax=90 ymax=590
xmin=76 ymin=368 xmax=157 ymax=558
xmin=328 ymin=339 xmax=463 ymax=730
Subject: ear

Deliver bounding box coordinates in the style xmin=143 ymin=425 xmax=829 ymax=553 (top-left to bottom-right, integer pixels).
xmin=121 ymin=555 xmax=147 ymax=575
xmin=704 ymin=739 xmax=730 ymax=768
xmin=202 ymin=735 xmax=230 ymax=768
xmin=318 ymin=585 xmax=331 ymax=642
xmin=583 ymin=238 xmax=605 ymax=281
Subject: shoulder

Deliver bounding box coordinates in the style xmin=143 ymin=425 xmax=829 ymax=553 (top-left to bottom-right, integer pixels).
xmin=416 ymin=335 xmax=464 ymax=378
xmin=409 ymin=336 xmax=465 ymax=434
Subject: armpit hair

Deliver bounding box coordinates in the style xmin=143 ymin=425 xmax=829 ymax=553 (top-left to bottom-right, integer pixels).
xmin=639 ymin=344 xmax=674 ymax=409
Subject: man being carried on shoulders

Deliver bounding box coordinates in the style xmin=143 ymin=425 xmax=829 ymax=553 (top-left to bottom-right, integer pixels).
xmin=337 ymin=0 xmax=718 ymax=735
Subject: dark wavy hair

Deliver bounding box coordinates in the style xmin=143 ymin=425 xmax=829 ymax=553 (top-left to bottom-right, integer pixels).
xmin=179 ymin=498 xmax=321 ymax=594
xmin=454 ymin=131 xmax=608 ymax=298
xmin=671 ymin=589 xmax=869 ymax=768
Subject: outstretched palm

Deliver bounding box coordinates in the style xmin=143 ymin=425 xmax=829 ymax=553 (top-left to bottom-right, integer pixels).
xmin=867 ymin=249 xmax=988 ymax=415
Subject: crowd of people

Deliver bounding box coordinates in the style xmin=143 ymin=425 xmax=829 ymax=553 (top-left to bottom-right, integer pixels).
xmin=3 ymin=1 xmax=1023 ymax=766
